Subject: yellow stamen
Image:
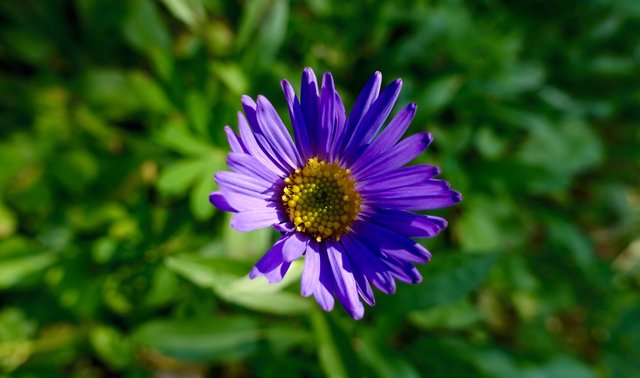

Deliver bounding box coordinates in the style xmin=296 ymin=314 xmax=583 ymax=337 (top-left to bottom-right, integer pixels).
xmin=282 ymin=157 xmax=361 ymax=242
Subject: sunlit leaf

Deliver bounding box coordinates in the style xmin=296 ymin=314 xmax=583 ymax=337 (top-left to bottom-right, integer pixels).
xmin=133 ymin=317 xmax=259 ymax=363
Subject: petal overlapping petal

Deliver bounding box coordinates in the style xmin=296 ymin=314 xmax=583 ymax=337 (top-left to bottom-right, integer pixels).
xmin=212 ymin=68 xmax=461 ymax=319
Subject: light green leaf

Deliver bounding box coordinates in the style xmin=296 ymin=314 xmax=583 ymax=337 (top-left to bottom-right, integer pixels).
xmin=90 ymin=325 xmax=132 ymax=370
xmin=159 ymin=0 xmax=205 ymax=28
xmin=154 ymin=119 xmax=217 ymax=155
xmin=123 ymin=0 xmax=170 ymax=53
xmin=212 ymin=63 xmax=249 ymax=96
xmin=310 ymin=309 xmax=357 ymax=378
xmin=128 ymin=71 xmax=173 ymax=113
xmin=165 ymin=254 xmax=247 ymax=289
xmin=223 ymin=212 xmax=274 ymax=259
xmin=420 ymin=75 xmax=463 ymax=115
xmin=166 ymin=254 xmax=309 ymax=314
xmin=186 ymin=90 xmax=210 ymax=136
xmin=133 ymin=317 xmax=259 ymax=363
xmin=408 ymin=298 xmax=481 ymax=330
xmin=236 ymin=0 xmax=271 ymax=51
xmin=190 ymin=175 xmax=216 ymax=220
xmin=0 ymin=253 xmax=55 ymax=289
xmin=157 ymin=158 xmax=209 ymax=196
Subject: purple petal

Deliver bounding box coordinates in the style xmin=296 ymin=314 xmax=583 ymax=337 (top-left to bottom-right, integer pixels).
xmin=319 ymin=72 xmax=336 ymax=161
xmin=301 ymin=67 xmax=320 ymax=156
xmin=329 ymin=91 xmax=347 ymax=160
xmin=220 ymin=190 xmax=275 ymax=211
xmin=209 ymin=191 xmax=236 ymax=212
xmin=242 ymin=96 xmax=295 ymax=173
xmin=282 ymin=232 xmax=308 ymax=262
xmin=353 ymin=132 xmax=433 ymax=181
xmin=358 ymin=165 xmax=442 ymax=193
xmin=364 ymin=180 xmax=453 ymax=199
xmin=214 ymin=171 xmax=278 ymax=199
xmin=342 ymin=79 xmax=402 ymax=164
xmin=343 ymin=71 xmax=382 ymax=144
xmin=231 ymin=209 xmax=283 ymax=232
xmin=366 ymin=191 xmax=463 ymax=211
xmin=314 ymin=247 xmax=335 ymax=311
xmin=224 ymin=125 xmax=245 ymax=153
xmin=249 ymin=236 xmax=292 ymax=283
xmin=256 ymin=95 xmax=302 ymax=167
xmin=237 ymin=112 xmax=288 ymax=176
xmin=354 ymin=221 xmax=432 ymax=264
xmin=353 ymin=230 xmax=423 ymax=284
xmin=349 ymin=103 xmax=416 ymax=171
xmin=326 ymin=241 xmax=365 ymax=319
xmin=341 ymin=234 xmax=396 ymax=295
xmin=352 ymin=266 xmax=375 ymax=306
xmin=227 ymin=152 xmax=281 ymax=183
xmin=281 ymin=79 xmax=313 ymax=160
xmin=363 ymin=208 xmax=448 ymax=238
xmin=379 ymin=254 xmax=423 ymax=284
xmin=274 ymin=222 xmax=295 ymax=233
xmin=301 ymin=240 xmax=321 ymax=297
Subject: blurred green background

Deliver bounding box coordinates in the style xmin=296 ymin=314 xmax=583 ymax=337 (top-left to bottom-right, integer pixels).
xmin=1 ymin=0 xmax=639 ymax=377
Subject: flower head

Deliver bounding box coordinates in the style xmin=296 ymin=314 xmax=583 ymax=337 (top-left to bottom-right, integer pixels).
xmin=210 ymin=68 xmax=462 ymax=319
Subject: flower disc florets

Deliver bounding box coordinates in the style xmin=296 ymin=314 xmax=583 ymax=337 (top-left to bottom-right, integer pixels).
xmin=281 ymin=157 xmax=361 ymax=242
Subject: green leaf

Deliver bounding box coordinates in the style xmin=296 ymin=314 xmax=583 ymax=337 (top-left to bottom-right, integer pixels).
xmin=186 ymin=90 xmax=210 ymax=137
xmin=455 ymin=195 xmax=527 ymax=252
xmin=236 ymin=0 xmax=271 ymax=51
xmin=223 ymin=212 xmax=274 ymax=259
xmin=154 ymin=119 xmax=217 ymax=155
xmin=157 ymin=159 xmax=208 ymax=196
xmin=133 ymin=317 xmax=259 ymax=363
xmin=518 ymin=119 xmax=603 ymax=182
xmin=521 ymin=356 xmax=595 ymax=378
xmin=379 ymin=253 xmax=498 ymax=313
xmin=0 ymin=253 xmax=55 ymax=289
xmin=239 ymin=0 xmax=289 ymax=67
xmin=546 ymin=216 xmax=597 ymax=276
xmin=310 ymin=309 xmax=359 ymax=378
xmin=212 ymin=63 xmax=249 ymax=96
xmin=420 ymin=75 xmax=463 ymax=115
xmin=408 ymin=298 xmax=481 ymax=330
xmin=128 ymin=71 xmax=173 ymax=113
xmin=90 ymin=325 xmax=132 ymax=370
xmin=159 ymin=0 xmax=205 ymax=28
xmin=190 ymin=175 xmax=216 ymax=220
xmin=219 ymin=262 xmax=309 ymax=315
xmin=122 ymin=0 xmax=170 ymax=53
xmin=166 ymin=254 xmax=309 ymax=315
xmin=165 ymin=254 xmax=248 ymax=289
xmin=358 ymin=331 xmax=420 ymax=378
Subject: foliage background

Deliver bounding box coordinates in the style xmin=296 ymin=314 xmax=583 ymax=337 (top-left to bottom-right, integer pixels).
xmin=1 ymin=0 xmax=639 ymax=377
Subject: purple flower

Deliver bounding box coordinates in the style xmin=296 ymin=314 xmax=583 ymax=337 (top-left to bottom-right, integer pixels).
xmin=210 ymin=68 xmax=462 ymax=319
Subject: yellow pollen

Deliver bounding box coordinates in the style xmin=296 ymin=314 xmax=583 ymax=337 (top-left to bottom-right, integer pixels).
xmin=282 ymin=157 xmax=361 ymax=242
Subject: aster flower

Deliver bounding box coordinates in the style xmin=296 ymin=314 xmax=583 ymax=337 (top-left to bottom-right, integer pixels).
xmin=209 ymin=68 xmax=461 ymax=319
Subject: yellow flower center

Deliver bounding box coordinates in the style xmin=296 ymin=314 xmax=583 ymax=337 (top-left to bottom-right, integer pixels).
xmin=281 ymin=157 xmax=361 ymax=242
